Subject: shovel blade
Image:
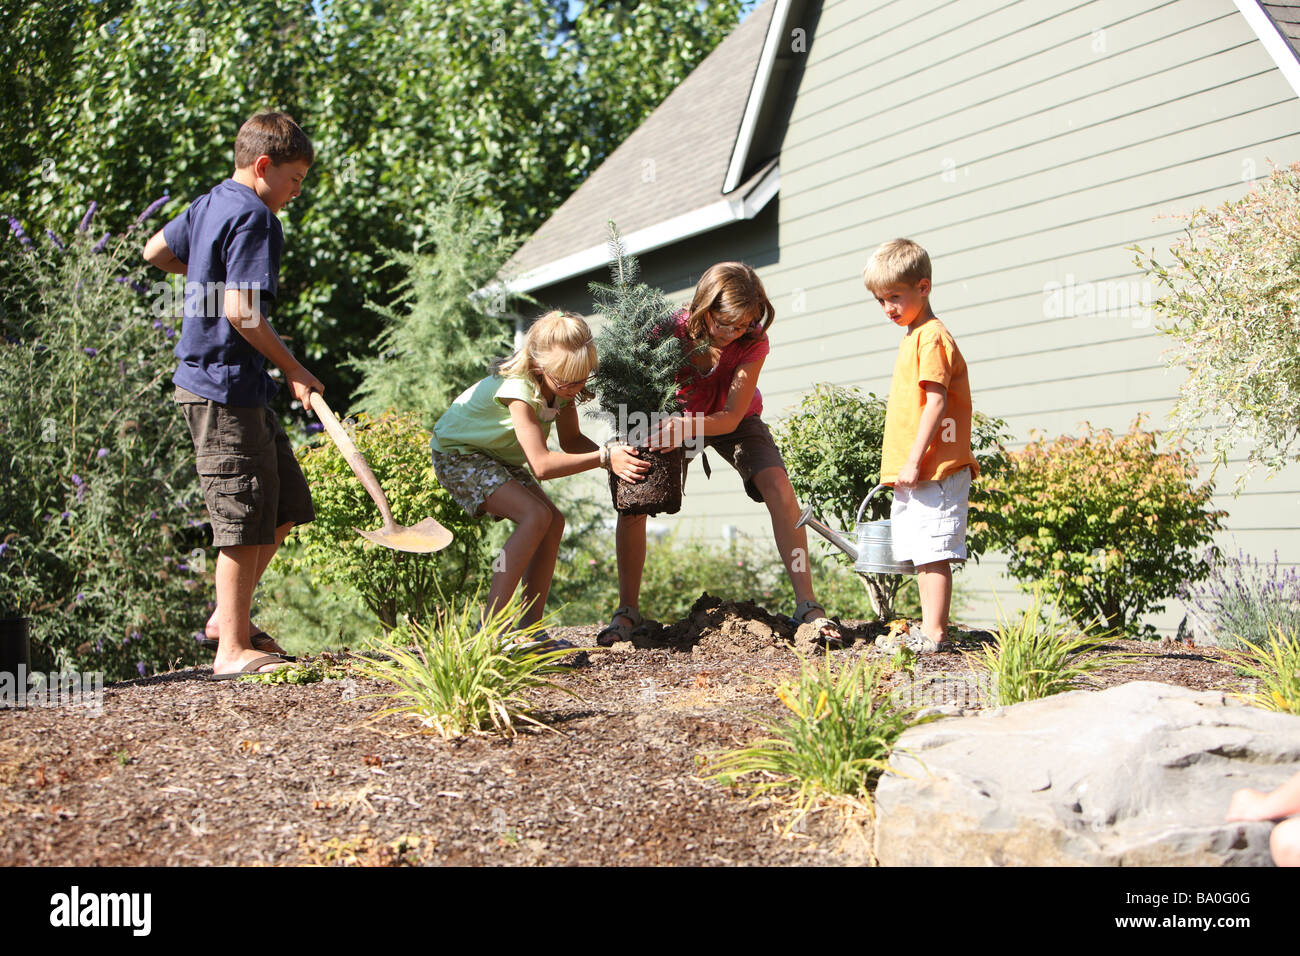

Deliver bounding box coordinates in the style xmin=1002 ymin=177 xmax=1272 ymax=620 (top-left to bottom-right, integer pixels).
xmin=354 ymin=517 xmax=454 ymax=554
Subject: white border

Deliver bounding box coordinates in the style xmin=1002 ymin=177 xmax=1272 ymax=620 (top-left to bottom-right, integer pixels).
xmin=723 ymin=0 xmax=794 ymax=194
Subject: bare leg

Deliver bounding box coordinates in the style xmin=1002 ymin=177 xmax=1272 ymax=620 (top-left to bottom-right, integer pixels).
xmin=517 ymin=483 xmax=565 ymax=627
xmin=916 ymin=559 xmax=953 ymax=643
xmin=205 ymin=521 xmax=294 ymax=654
xmin=612 ymin=511 xmax=647 ymax=629
xmin=480 ymin=480 xmax=558 ymax=624
xmin=212 ymin=543 xmax=285 ymax=674
xmin=752 ymin=466 xmax=841 ymax=640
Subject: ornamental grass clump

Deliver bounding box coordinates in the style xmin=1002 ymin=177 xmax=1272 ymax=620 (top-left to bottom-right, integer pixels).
xmin=968 ymin=587 xmax=1131 ymax=706
xmin=703 ymin=652 xmax=914 ymax=810
xmin=981 ymin=419 xmax=1224 ymax=637
xmin=353 ymin=595 xmax=578 ymax=739
xmin=1180 ymin=550 xmax=1300 ymax=651
xmin=1230 ymin=626 xmax=1300 ymax=716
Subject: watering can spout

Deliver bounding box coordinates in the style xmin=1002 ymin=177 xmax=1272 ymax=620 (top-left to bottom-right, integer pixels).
xmin=795 ymin=504 xmax=859 ymax=562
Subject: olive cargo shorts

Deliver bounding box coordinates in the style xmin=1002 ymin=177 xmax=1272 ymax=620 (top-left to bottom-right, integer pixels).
xmin=176 ymin=387 xmax=315 ymax=548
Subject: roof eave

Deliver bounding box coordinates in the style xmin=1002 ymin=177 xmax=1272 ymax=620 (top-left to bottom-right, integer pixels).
xmin=504 ymin=161 xmax=781 ymax=295
xmin=1236 ymin=0 xmax=1300 ymax=98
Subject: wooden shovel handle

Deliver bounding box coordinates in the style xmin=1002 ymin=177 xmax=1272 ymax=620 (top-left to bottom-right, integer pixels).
xmin=309 ymin=394 xmax=397 ymax=528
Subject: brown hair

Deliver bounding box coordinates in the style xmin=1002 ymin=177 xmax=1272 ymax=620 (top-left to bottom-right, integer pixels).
xmin=684 ymin=262 xmax=774 ymax=344
xmin=234 ymin=112 xmax=315 ymax=169
xmin=494 ymin=310 xmax=597 ymax=403
xmin=862 ymin=238 xmax=931 ymax=294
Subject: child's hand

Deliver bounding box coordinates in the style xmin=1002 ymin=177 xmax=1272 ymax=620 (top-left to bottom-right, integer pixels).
xmin=1226 ymin=787 xmax=1275 ymax=822
xmin=288 ymin=367 xmax=325 ymax=411
xmin=648 ymin=415 xmax=687 ymax=450
xmin=610 ymin=444 xmax=651 ymax=482
xmin=895 ymin=460 xmax=921 ymax=488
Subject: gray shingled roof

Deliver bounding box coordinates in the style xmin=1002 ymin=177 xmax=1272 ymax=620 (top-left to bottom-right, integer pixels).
xmin=503 ymin=0 xmax=778 ymax=288
xmin=1262 ymin=1 xmax=1300 ymax=51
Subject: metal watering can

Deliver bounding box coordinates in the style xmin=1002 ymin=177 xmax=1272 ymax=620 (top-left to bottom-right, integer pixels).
xmin=796 ymin=483 xmax=916 ymax=575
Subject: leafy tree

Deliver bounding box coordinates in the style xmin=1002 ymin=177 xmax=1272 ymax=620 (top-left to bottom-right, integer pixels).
xmin=981 ymin=420 xmax=1225 ymax=637
xmin=774 ymin=384 xmax=1010 ymax=621
xmin=2 ymin=0 xmax=744 ymax=401
xmin=1137 ymin=161 xmax=1300 ymax=486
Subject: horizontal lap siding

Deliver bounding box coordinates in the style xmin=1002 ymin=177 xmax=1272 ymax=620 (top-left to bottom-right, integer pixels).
xmin=535 ymin=0 xmax=1300 ymax=630
xmin=766 ymin=0 xmax=1300 ymax=630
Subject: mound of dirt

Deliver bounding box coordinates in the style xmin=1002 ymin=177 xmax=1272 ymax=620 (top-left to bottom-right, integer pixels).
xmin=641 ymin=592 xmax=797 ymax=658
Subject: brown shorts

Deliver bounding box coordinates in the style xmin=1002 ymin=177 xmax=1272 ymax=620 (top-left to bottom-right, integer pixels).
xmin=175 ymin=387 xmax=315 ymax=548
xmin=684 ymin=415 xmax=787 ymax=503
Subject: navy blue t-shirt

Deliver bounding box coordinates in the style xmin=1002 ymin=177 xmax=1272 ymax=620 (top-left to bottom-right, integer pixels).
xmin=163 ymin=179 xmax=284 ymax=406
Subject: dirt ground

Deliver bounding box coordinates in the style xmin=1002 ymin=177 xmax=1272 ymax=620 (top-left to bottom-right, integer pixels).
xmin=0 ymin=594 xmax=1253 ymax=867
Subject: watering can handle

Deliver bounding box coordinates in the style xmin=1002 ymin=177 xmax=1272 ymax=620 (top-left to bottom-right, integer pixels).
xmin=855 ymin=483 xmax=890 ymax=525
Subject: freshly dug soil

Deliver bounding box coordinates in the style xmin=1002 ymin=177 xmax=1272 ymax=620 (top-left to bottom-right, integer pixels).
xmin=0 ymin=595 xmax=1256 ymax=867
xmin=610 ymin=446 xmax=682 ymax=515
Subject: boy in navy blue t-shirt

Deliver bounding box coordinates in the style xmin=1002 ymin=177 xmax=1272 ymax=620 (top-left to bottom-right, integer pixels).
xmin=143 ymin=111 xmax=323 ymax=679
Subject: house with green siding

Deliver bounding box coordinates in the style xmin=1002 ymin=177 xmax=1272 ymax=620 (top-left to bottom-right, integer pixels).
xmin=504 ymin=0 xmax=1300 ymax=632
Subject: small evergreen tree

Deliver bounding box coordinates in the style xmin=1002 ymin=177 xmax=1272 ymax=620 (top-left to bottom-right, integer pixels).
xmin=349 ymin=176 xmax=521 ymax=430
xmin=589 ymin=224 xmax=693 ymax=437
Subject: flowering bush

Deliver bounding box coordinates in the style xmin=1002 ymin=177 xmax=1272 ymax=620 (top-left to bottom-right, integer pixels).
xmin=0 ymin=199 xmax=211 ymax=679
xmin=1180 ymin=550 xmax=1300 ymax=650
xmin=1137 ymin=162 xmax=1300 ymax=484
xmin=982 ymin=420 xmax=1225 ymax=636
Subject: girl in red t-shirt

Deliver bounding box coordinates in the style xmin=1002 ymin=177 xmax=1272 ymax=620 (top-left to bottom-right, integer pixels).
xmin=597 ymin=262 xmax=843 ymax=646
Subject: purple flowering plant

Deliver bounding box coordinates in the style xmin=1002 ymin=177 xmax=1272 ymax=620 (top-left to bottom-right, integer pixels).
xmin=1180 ymin=549 xmax=1300 ymax=651
xmin=0 ymin=196 xmax=208 ymax=679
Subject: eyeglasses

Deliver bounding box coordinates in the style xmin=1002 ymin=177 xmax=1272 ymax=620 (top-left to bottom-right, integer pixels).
xmin=708 ymin=312 xmax=761 ymax=335
xmin=543 ymin=368 xmax=589 ymax=390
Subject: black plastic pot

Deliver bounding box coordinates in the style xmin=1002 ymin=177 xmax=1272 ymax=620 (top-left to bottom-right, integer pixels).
xmin=0 ymin=617 xmax=30 ymax=694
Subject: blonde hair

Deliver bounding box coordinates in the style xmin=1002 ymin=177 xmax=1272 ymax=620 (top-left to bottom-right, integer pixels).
xmin=685 ymin=262 xmax=775 ymax=343
xmin=862 ymin=239 xmax=931 ymax=294
xmin=494 ymin=310 xmax=597 ymax=402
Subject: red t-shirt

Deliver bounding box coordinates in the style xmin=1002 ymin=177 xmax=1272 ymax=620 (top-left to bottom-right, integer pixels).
xmin=672 ymin=309 xmax=769 ymax=417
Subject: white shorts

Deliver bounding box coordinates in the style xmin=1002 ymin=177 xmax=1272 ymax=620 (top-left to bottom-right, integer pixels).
xmin=890 ymin=467 xmax=972 ymax=567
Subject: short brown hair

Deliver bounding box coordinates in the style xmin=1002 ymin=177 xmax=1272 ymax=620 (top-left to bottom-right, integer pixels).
xmin=234 ymin=112 xmax=314 ymax=169
xmin=685 ymin=261 xmax=774 ymax=343
xmin=862 ymin=238 xmax=931 ymax=294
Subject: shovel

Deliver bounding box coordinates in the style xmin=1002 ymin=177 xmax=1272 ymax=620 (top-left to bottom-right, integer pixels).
xmin=310 ymin=394 xmax=454 ymax=554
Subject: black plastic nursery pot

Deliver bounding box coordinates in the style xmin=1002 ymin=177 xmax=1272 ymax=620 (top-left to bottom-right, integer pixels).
xmin=0 ymin=617 xmax=30 ymax=702
xmin=609 ymin=447 xmax=684 ymax=516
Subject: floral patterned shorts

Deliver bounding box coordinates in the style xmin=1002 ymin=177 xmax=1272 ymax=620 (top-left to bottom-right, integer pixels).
xmin=431 ymin=448 xmax=537 ymax=519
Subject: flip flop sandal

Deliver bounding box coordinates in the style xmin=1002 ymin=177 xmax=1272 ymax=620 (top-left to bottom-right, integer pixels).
xmin=199 ymin=630 xmax=297 ymax=661
xmin=208 ymin=653 xmax=291 ymax=681
xmin=790 ymin=600 xmax=846 ymax=648
xmin=597 ymin=605 xmax=644 ymax=647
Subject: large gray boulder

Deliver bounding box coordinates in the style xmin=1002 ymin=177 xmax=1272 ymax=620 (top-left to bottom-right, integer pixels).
xmin=874 ymin=681 xmax=1300 ymax=866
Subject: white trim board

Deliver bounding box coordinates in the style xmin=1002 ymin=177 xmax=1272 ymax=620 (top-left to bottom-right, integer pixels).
xmin=504 ymin=162 xmax=781 ymax=295
xmin=1237 ymin=0 xmax=1300 ymax=99
xmin=723 ymin=0 xmax=795 ymax=194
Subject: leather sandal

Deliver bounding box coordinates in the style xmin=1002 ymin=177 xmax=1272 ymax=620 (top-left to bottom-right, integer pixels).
xmin=597 ymin=605 xmax=644 ymax=647
xmin=791 ymin=600 xmax=846 ymax=648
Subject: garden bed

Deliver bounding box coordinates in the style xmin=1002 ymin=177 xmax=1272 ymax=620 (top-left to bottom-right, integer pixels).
xmin=0 ymin=597 xmax=1252 ymax=867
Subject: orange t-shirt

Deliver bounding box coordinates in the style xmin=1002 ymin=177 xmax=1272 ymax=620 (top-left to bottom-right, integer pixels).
xmin=880 ymin=315 xmax=978 ymax=484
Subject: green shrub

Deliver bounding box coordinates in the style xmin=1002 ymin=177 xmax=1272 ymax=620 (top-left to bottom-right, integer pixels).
xmin=982 ymin=420 xmax=1224 ymax=636
xmin=280 ymin=411 xmax=489 ymax=629
xmin=773 ymin=384 xmax=1010 ymax=620
xmin=0 ymin=202 xmax=210 ymax=679
xmin=253 ymin=553 xmax=375 ymax=657
xmin=703 ymin=652 xmax=915 ymax=810
xmin=1137 ymin=162 xmax=1300 ymax=484
xmin=966 ymin=587 xmax=1131 ymax=706
xmin=1180 ymin=550 xmax=1300 ymax=651
xmin=1231 ymin=626 xmax=1300 ymax=716
xmin=354 ymin=594 xmax=578 ymax=738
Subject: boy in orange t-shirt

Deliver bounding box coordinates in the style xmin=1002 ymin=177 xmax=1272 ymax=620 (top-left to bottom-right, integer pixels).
xmin=864 ymin=239 xmax=977 ymax=652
